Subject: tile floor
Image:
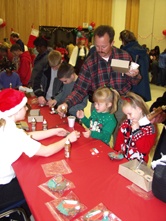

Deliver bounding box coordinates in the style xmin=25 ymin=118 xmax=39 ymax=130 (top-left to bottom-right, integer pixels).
xmin=84 ymin=83 xmax=166 ymax=166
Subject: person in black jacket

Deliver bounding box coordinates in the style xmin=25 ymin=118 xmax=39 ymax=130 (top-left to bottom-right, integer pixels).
xmin=32 ymin=50 xmax=63 ymax=106
xmin=28 ymin=36 xmax=52 ymax=88
xmin=150 ymin=92 xmax=166 ymax=160
xmin=119 ymin=30 xmax=151 ymax=102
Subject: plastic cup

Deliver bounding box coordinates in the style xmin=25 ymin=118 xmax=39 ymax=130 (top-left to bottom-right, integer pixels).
xmin=67 ymin=116 xmax=76 ymax=128
xmin=130 ymin=62 xmax=139 ymax=70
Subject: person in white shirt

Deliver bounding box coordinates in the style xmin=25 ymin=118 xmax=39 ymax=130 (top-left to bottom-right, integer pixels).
xmin=0 ymin=88 xmax=80 ymax=219
xmin=69 ymin=37 xmax=89 ymax=75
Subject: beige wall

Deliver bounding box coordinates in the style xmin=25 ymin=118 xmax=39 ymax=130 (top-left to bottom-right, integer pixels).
xmin=0 ymin=0 xmax=128 ymax=48
xmin=1 ymin=0 xmax=165 ymax=52
xmin=112 ymin=0 xmax=127 ymax=48
xmin=138 ymin=0 xmax=166 ymax=52
xmin=0 ymin=0 xmax=113 ymax=45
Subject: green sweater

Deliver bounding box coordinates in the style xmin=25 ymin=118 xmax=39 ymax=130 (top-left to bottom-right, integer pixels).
xmin=81 ymin=109 xmax=117 ymax=145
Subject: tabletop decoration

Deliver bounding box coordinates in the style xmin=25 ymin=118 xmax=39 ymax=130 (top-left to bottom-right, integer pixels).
xmin=28 ymin=108 xmax=43 ymax=123
xmin=31 ymin=117 xmax=36 ymax=131
xmin=39 ymin=174 xmax=75 ymax=198
xmin=78 ymin=202 xmax=122 ymax=221
xmin=61 ymin=105 xmax=67 ymax=118
xmin=42 ymin=119 xmax=48 ymax=130
xmin=41 ymin=159 xmax=72 ymax=177
xmin=90 ymin=148 xmax=99 ymax=155
xmin=46 ymin=191 xmax=87 ymax=220
xmin=108 ymin=152 xmax=124 ymax=160
xmin=50 ymin=107 xmax=58 ymax=114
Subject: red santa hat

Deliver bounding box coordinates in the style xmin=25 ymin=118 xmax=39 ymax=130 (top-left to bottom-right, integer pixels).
xmin=0 ymin=89 xmax=27 ymax=117
xmin=79 ymin=37 xmax=86 ymax=41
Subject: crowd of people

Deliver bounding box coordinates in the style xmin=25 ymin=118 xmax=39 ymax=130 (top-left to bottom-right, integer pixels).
xmin=0 ymin=25 xmax=166 ymax=219
xmin=144 ymin=44 xmax=166 ymax=87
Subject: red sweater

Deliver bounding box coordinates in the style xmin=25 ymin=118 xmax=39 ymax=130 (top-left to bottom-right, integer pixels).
xmin=114 ymin=117 xmax=157 ymax=162
xmin=17 ymin=51 xmax=32 ymax=86
xmin=56 ymin=47 xmax=68 ymax=61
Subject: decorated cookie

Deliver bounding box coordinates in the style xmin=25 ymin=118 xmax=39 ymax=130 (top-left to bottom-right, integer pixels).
xmin=84 ymin=209 xmax=103 ymax=220
xmin=56 ymin=200 xmax=81 ymax=216
xmin=47 ymin=175 xmax=67 ymax=192
xmin=134 ymin=169 xmax=144 ymax=176
xmin=48 ymin=179 xmax=57 ymax=190
xmin=108 ymin=152 xmax=124 ymax=160
xmin=144 ymin=174 xmax=153 ymax=182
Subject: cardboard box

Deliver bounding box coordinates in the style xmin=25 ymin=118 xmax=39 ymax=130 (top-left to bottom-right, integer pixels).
xmin=28 ymin=109 xmax=43 ymax=122
xmin=111 ymin=59 xmax=130 ymax=73
xmin=28 ymin=116 xmax=43 ymax=123
xmin=118 ymin=159 xmax=154 ymax=192
xmin=29 ymin=109 xmax=40 ymax=116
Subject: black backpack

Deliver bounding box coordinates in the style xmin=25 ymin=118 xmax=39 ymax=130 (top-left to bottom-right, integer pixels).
xmin=152 ymin=164 xmax=166 ymax=203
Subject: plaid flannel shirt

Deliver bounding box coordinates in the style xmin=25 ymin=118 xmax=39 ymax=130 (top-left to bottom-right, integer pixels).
xmin=66 ymin=46 xmax=142 ymax=108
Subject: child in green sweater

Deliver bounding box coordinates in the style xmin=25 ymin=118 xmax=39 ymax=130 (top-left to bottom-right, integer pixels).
xmin=76 ymin=86 xmax=119 ymax=145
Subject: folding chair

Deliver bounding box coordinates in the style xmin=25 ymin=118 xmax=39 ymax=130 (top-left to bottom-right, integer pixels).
xmin=0 ymin=199 xmax=30 ymax=221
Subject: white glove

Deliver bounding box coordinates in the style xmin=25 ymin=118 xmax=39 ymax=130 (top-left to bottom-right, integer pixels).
xmin=19 ymin=86 xmax=33 ymax=93
xmin=151 ymin=154 xmax=166 ymax=169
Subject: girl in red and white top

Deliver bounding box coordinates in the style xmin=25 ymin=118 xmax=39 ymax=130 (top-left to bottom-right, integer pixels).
xmin=114 ymin=92 xmax=157 ymax=163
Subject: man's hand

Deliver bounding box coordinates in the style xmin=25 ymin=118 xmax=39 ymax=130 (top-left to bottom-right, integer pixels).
xmin=125 ymin=68 xmax=139 ymax=78
xmin=38 ymin=96 xmax=47 ymax=106
xmin=47 ymin=99 xmax=57 ymax=108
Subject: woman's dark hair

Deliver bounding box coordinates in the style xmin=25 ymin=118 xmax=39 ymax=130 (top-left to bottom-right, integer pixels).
xmin=119 ymin=30 xmax=137 ymax=45
xmin=154 ymin=46 xmax=160 ymax=56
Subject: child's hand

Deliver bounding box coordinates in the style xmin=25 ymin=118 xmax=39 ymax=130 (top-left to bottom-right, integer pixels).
xmin=82 ymin=128 xmax=91 ymax=138
xmin=76 ymin=110 xmax=84 ymax=119
xmin=131 ymin=121 xmax=139 ymax=131
xmin=67 ymin=130 xmax=80 ymax=142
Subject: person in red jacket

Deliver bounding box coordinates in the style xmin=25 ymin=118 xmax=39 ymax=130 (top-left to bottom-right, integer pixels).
xmin=114 ymin=92 xmax=157 ymax=163
xmin=55 ymin=42 xmax=68 ymax=62
xmin=10 ymin=44 xmax=32 ymax=86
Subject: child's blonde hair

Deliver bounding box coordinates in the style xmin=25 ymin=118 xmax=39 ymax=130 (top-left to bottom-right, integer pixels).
xmin=0 ymin=118 xmax=6 ymax=129
xmin=48 ymin=50 xmax=62 ymax=67
xmin=121 ymin=91 xmax=149 ymax=116
xmin=93 ymin=86 xmax=119 ymax=114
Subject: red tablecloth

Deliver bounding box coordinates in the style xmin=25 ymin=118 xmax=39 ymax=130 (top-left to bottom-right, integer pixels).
xmin=13 ymin=103 xmax=166 ymax=221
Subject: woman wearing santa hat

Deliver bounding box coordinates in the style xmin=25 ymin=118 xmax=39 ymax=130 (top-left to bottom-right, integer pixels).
xmin=0 ymin=88 xmax=80 ymax=220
